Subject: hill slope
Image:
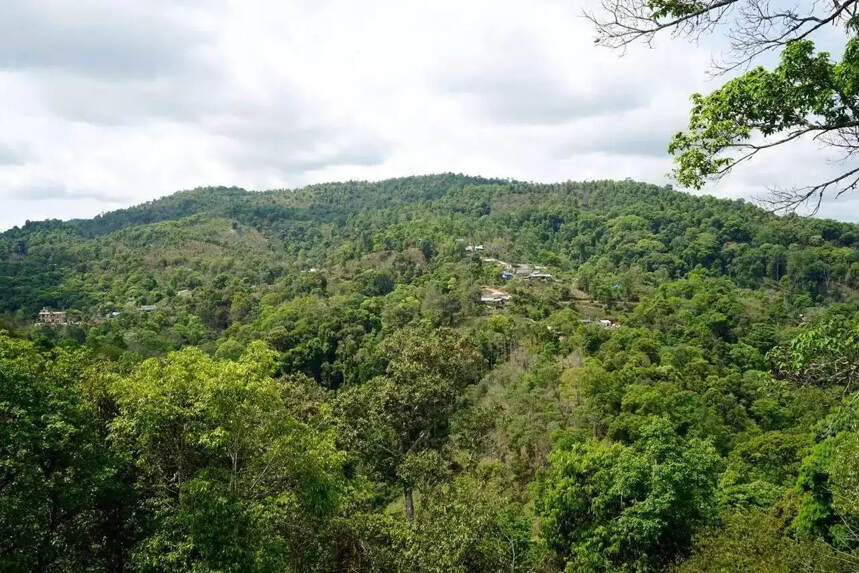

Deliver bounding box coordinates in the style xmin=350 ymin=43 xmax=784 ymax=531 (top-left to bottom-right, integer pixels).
xmin=2 ymin=174 xmax=857 ymax=317
xmin=3 ymin=174 xmax=859 ymax=571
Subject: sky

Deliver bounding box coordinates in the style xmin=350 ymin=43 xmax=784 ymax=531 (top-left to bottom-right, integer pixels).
xmin=0 ymin=0 xmax=857 ymax=231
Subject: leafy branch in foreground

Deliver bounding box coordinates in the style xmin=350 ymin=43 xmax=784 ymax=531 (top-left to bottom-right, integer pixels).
xmin=670 ymin=38 xmax=859 ymax=212
xmin=588 ymin=0 xmax=859 ymax=211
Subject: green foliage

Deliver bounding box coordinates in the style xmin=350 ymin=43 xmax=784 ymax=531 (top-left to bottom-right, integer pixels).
xmin=670 ymin=38 xmax=859 ymax=192
xmin=2 ymin=175 xmax=859 ymax=570
xmin=718 ymin=431 xmax=811 ymax=507
xmin=794 ymin=401 xmax=859 ymax=555
xmin=109 ymin=342 xmax=346 ymax=571
xmin=335 ymin=327 xmax=485 ymax=518
xmin=676 ymin=499 xmax=853 ymax=573
xmin=0 ymin=333 xmax=130 ymax=571
xmin=536 ymin=418 xmax=721 ymax=571
xmin=771 ymin=318 xmax=859 ymax=387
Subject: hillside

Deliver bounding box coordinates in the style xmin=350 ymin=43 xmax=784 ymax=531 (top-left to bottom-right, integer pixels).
xmin=2 ymin=174 xmax=857 ymax=319
xmin=3 ymin=174 xmax=859 ymax=571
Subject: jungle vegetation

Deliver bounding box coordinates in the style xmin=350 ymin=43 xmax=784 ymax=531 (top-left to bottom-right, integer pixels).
xmin=2 ymin=174 xmax=859 ymax=571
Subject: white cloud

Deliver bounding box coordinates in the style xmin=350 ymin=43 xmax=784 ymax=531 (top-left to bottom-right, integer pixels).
xmin=0 ymin=142 xmax=32 ymax=165
xmin=0 ymin=0 xmax=854 ymax=230
xmin=438 ymin=32 xmax=653 ymax=125
xmin=0 ymin=0 xmax=212 ymax=79
xmin=6 ymin=179 xmax=127 ymax=202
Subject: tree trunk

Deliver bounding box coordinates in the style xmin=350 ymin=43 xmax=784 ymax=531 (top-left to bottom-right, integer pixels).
xmin=404 ymin=485 xmax=414 ymax=521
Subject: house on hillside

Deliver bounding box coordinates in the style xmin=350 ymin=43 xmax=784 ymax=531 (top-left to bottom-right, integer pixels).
xmin=38 ymin=309 xmax=68 ymax=325
xmin=527 ymin=271 xmax=553 ymax=280
xmin=465 ymin=244 xmax=485 ymax=252
xmin=579 ymin=318 xmax=618 ymax=329
xmin=480 ymin=287 xmax=512 ymax=307
xmin=140 ymin=304 xmax=157 ymax=312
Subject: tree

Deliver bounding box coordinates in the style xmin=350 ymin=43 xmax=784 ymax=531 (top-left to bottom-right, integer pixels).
xmin=335 ymin=327 xmax=484 ymax=520
xmin=770 ymin=318 xmax=859 ymax=391
xmin=536 ymin=417 xmax=721 ymax=571
xmin=795 ymin=422 xmax=859 ymax=560
xmin=0 ymin=333 xmax=125 ymax=571
xmin=399 ymin=476 xmax=536 ymax=572
xmin=677 ymin=500 xmax=852 ymax=573
xmin=337 ymin=475 xmax=537 ymax=573
xmin=588 ymin=0 xmax=859 ymax=211
xmin=109 ymin=342 xmax=346 ymax=571
xmin=791 ymin=374 xmax=859 ymax=562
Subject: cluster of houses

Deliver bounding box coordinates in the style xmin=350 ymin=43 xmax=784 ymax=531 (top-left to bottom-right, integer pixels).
xmin=37 ymin=303 xmax=162 ymax=326
xmin=479 ymin=257 xmax=554 ymax=281
xmin=506 ymin=264 xmax=553 ymax=281
xmin=469 ymin=248 xmax=617 ymax=326
xmin=473 ymin=250 xmax=561 ymax=310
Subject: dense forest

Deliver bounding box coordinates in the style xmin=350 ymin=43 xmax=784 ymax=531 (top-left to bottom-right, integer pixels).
xmin=2 ymin=174 xmax=859 ymax=571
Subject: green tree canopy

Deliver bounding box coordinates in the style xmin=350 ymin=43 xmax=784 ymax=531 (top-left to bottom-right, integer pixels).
xmin=536 ymin=418 xmax=721 ymax=572
xmin=109 ymin=342 xmax=346 ymax=571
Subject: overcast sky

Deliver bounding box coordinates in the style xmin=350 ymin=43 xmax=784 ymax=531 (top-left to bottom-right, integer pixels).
xmin=0 ymin=0 xmax=856 ymax=231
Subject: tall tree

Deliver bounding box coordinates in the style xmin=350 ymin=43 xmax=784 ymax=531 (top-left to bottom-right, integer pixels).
xmin=335 ymin=327 xmax=484 ymax=520
xmin=536 ymin=418 xmax=721 ymax=571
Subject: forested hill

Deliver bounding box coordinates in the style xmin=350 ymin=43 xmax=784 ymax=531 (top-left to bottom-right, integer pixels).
xmin=2 ymin=174 xmax=857 ymax=317
xmin=3 ymin=174 xmax=859 ymax=571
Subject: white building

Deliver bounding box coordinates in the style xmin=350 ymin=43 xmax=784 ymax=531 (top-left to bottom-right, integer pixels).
xmin=38 ymin=309 xmax=68 ymax=325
